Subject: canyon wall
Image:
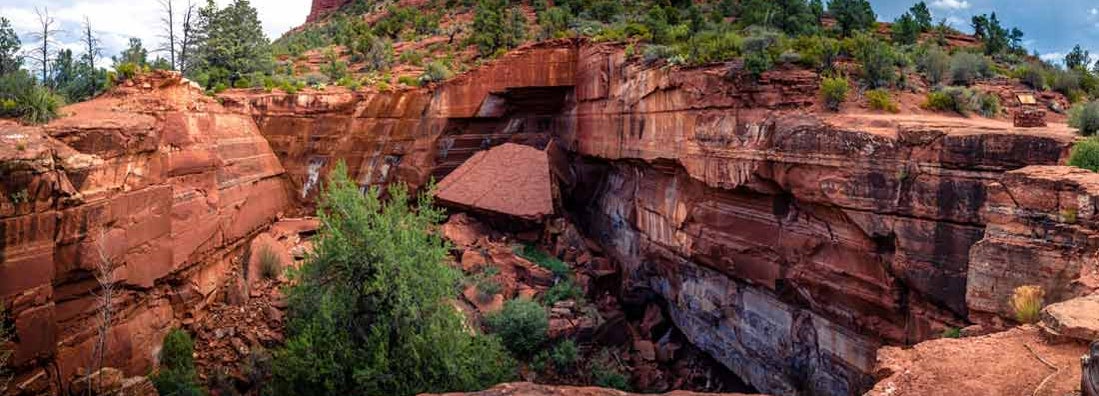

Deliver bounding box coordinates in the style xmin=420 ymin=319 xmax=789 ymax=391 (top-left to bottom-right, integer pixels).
xmin=0 ymin=74 xmax=290 ymax=395
xmin=222 ymin=41 xmax=1092 ymax=395
xmin=306 ymin=0 xmax=352 ymax=23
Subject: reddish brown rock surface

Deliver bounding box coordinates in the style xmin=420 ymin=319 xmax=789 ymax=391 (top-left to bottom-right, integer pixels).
xmin=868 ymin=326 xmax=1085 ymax=396
xmin=1 ymin=72 xmax=290 ymax=395
xmin=305 ymin=0 xmax=351 ymax=22
xmin=436 ymin=143 xmax=555 ymax=221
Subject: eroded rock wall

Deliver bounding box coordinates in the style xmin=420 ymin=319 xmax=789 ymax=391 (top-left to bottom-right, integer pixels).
xmin=223 ymin=41 xmax=1088 ymax=395
xmin=0 ymin=73 xmax=290 ymax=395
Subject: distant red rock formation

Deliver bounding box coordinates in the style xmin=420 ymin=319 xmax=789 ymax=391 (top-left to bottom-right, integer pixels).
xmin=306 ymin=0 xmax=351 ymax=22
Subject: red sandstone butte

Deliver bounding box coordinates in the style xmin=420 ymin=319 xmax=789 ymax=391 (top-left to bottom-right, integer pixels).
xmin=435 ymin=143 xmax=554 ymax=221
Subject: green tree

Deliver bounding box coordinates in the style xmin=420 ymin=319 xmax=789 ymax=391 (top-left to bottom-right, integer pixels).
xmin=736 ymin=0 xmax=818 ymax=36
xmin=828 ymin=0 xmax=876 ymax=36
xmin=1066 ymin=45 xmax=1092 ymax=71
xmin=891 ymin=12 xmax=920 ymax=45
xmin=150 ymin=329 xmax=204 ymax=396
xmin=470 ymin=0 xmax=526 ymax=57
xmin=196 ymin=0 xmax=273 ymax=87
xmin=970 ymin=13 xmax=1018 ymax=55
xmin=271 ymin=162 xmax=516 ymax=396
xmin=486 ymin=299 xmax=549 ymax=356
xmin=114 ymin=38 xmax=149 ymax=67
xmin=910 ymin=2 xmax=932 ymax=30
xmin=50 ymin=49 xmax=77 ymax=90
xmin=0 ymin=18 xmax=21 ymax=76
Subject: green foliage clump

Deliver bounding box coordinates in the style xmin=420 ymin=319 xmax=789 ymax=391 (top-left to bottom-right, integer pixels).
xmin=916 ymin=45 xmax=950 ymax=86
xmin=550 ymin=340 xmax=579 ymax=372
xmin=353 ymin=34 xmax=394 ymax=72
xmin=891 ymin=12 xmax=920 ymax=45
xmin=190 ymin=0 xmax=274 ymax=89
xmin=470 ymin=0 xmax=528 ymax=57
xmin=866 ymin=89 xmax=898 ymax=113
xmin=949 ymin=52 xmax=991 ymax=85
xmin=1070 ymin=101 xmax=1099 ymax=136
xmin=151 ymin=329 xmax=204 ymax=396
xmin=941 ymin=327 xmax=961 ymax=339
xmin=591 ymin=349 xmax=629 ymax=391
xmin=419 ymin=61 xmax=452 ymax=85
xmin=271 ymin=162 xmax=516 ymax=395
xmin=397 ymin=75 xmax=420 ymax=87
xmin=486 ymin=299 xmax=548 ymax=357
xmin=828 ymin=0 xmax=876 ymax=37
xmin=0 ymin=71 xmax=64 ymax=125
xmin=922 ymin=87 xmax=999 ymax=117
xmin=682 ymin=30 xmax=742 ymax=65
xmin=517 ymin=244 xmax=570 ymax=277
xmin=543 ymin=279 xmax=584 ymax=305
xmin=819 ymin=76 xmax=849 ymax=111
xmin=538 ymin=7 xmax=574 ymax=39
xmin=1069 ymin=137 xmax=1099 ymax=172
xmin=848 ymin=33 xmax=896 ymax=88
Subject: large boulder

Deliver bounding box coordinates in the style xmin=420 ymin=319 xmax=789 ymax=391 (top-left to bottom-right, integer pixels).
xmin=435 ymin=143 xmax=555 ymax=222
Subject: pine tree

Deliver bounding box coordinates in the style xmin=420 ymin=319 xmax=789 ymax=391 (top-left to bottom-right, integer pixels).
xmin=910 ymin=1 xmax=932 ymax=30
xmin=828 ymin=0 xmax=876 ymax=37
xmin=199 ymin=0 xmax=273 ymax=86
xmin=0 ymin=18 xmax=21 ymax=76
xmin=114 ymin=38 xmax=149 ymax=67
xmin=891 ymin=12 xmax=920 ymax=45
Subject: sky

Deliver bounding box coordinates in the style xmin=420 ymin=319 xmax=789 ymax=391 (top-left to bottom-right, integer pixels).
xmin=0 ymin=0 xmax=1096 ymax=68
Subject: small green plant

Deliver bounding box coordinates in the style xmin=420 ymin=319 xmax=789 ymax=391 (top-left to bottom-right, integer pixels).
xmin=151 ymin=329 xmax=204 ymax=396
xmin=941 ymin=327 xmax=961 ymax=339
xmin=1010 ymin=285 xmax=1044 ymax=324
xmin=397 ymin=75 xmax=420 ymax=87
xmin=977 ymin=93 xmax=1001 ymax=118
xmin=866 ymin=89 xmax=899 ymax=113
xmin=1069 ymin=137 xmax=1099 ymax=172
xmin=550 ymin=340 xmax=579 ymax=372
xmin=1062 ymin=208 xmax=1079 ymax=224
xmin=543 ymin=279 xmax=583 ymax=305
xmin=419 ymin=61 xmax=452 ymax=85
xmin=517 ymin=244 xmax=570 ymax=278
xmin=820 ymin=76 xmax=850 ymax=112
xmin=949 ymin=52 xmax=991 ymax=85
xmin=1069 ymin=101 xmax=1099 ymax=136
xmin=485 ymin=298 xmax=548 ymax=356
xmin=469 ymin=267 xmax=502 ymax=302
xmin=923 ymin=90 xmax=955 ymax=112
xmin=9 ymin=189 xmax=29 ymax=204
xmin=258 ymin=245 xmax=281 ymax=280
xmin=590 ymin=349 xmax=629 ymax=391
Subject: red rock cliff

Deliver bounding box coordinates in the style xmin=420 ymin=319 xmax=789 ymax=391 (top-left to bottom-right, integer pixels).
xmin=306 ymin=0 xmax=351 ymax=22
xmin=1 ymin=72 xmax=290 ymax=394
xmin=222 ymin=41 xmax=1090 ymax=395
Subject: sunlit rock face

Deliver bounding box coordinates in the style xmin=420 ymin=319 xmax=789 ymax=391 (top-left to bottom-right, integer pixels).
xmin=0 ymin=72 xmax=290 ymax=394
xmin=306 ymin=0 xmax=352 ymax=22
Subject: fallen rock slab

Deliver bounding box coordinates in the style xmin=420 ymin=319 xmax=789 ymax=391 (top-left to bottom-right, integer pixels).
xmin=1042 ymin=293 xmax=1099 ymax=342
xmin=435 ymin=143 xmax=554 ymax=222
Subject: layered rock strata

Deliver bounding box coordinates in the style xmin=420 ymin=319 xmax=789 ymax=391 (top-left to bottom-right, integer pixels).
xmin=224 ymin=41 xmax=1087 ymax=395
xmin=0 ymin=73 xmax=289 ymax=395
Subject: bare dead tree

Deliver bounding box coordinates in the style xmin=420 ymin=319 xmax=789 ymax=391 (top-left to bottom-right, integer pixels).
xmin=177 ymin=1 xmax=198 ymax=73
xmin=80 ymin=17 xmax=102 ymax=71
xmin=89 ymin=230 xmax=117 ymax=396
xmin=158 ymin=0 xmax=177 ymax=70
xmin=26 ymin=7 xmax=63 ymax=83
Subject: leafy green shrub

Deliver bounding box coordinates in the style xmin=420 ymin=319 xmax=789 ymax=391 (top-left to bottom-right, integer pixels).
xmin=591 ymin=349 xmax=629 ymax=391
xmin=517 ymin=244 xmax=570 ymax=277
xmin=271 ymin=162 xmax=516 ymax=395
xmin=743 ymin=51 xmax=774 ymax=79
xmin=537 ymin=7 xmax=574 ymax=39
xmin=641 ymin=45 xmax=678 ymax=66
xmin=0 ymin=71 xmax=65 ymax=125
xmin=1070 ymin=101 xmax=1099 ymax=136
xmin=976 ymin=93 xmax=1001 ymax=118
xmin=115 ymin=62 xmax=140 ymax=81
xmin=151 ymin=329 xmax=204 ymax=396
xmin=917 ymin=45 xmax=950 ymax=86
xmin=1015 ymin=64 xmax=1045 ymax=90
xmin=923 ymin=90 xmax=955 ymax=112
xmin=550 ymin=340 xmax=579 ymax=372
xmin=354 ymin=34 xmax=394 ymax=72
xmin=1069 ymin=137 xmax=1099 ymax=172
xmin=949 ymin=52 xmax=991 ymax=85
xmin=470 ymin=0 xmax=527 ymax=57
xmin=866 ymin=89 xmax=899 ymax=113
xmin=820 ymin=76 xmax=849 ymax=111
xmin=683 ymin=30 xmax=742 ymax=65
xmin=485 ymin=299 xmax=548 ymax=356
xmin=941 ymin=327 xmax=961 ymax=339
xmin=543 ymin=279 xmax=583 ymax=305
xmin=849 ymin=33 xmax=896 ymax=88
xmin=258 ymin=245 xmax=281 ymax=280
xmin=398 ymin=49 xmax=424 ymax=67
xmin=419 ymin=61 xmax=452 ymax=85
xmin=397 ymin=75 xmax=420 ymax=87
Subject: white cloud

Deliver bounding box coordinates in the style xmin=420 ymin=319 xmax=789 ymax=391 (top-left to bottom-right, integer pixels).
xmin=1091 ymin=8 xmax=1099 ymax=15
xmin=1040 ymin=52 xmax=1065 ymax=63
xmin=931 ymin=0 xmax=971 ymax=10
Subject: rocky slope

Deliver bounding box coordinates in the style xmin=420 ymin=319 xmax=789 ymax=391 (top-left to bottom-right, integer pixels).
xmin=1 ymin=72 xmax=290 ymax=395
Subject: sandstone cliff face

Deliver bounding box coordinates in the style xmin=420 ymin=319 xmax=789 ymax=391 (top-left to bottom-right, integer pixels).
xmin=220 ymin=41 xmax=1091 ymax=395
xmin=0 ymin=73 xmax=290 ymax=394
xmin=306 ymin=0 xmax=351 ymax=22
